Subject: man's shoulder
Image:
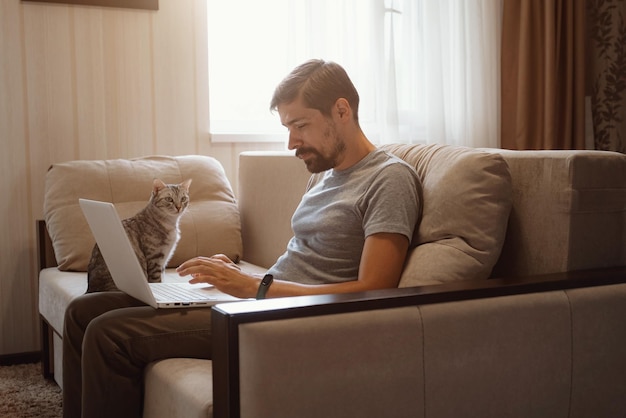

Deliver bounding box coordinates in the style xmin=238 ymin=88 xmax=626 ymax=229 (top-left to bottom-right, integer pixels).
xmin=372 ymin=149 xmax=419 ymax=179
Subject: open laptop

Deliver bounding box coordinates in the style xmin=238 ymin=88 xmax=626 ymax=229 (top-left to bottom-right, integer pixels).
xmin=79 ymin=198 xmax=243 ymax=308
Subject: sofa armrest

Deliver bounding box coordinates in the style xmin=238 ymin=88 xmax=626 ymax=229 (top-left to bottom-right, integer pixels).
xmin=37 ymin=219 xmax=57 ymax=271
xmin=490 ymin=149 xmax=626 ymax=277
xmin=211 ymin=266 xmax=626 ymax=418
xmin=36 ymin=219 xmax=58 ymax=379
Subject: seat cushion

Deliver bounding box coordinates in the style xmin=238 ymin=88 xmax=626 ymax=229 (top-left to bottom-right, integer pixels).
xmin=381 ymin=144 xmax=512 ymax=286
xmin=143 ymin=358 xmax=213 ymax=418
xmin=44 ymin=155 xmax=242 ymax=271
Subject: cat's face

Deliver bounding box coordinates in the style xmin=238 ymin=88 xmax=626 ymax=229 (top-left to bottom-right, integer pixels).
xmin=151 ymin=178 xmax=192 ymax=216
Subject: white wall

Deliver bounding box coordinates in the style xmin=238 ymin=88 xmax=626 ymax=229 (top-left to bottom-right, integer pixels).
xmin=0 ymin=0 xmax=285 ymax=355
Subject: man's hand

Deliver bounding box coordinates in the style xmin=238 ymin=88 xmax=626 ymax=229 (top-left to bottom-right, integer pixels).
xmin=176 ymin=255 xmax=260 ymax=299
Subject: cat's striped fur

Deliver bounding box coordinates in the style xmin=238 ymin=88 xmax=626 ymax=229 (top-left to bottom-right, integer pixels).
xmin=86 ymin=178 xmax=192 ymax=293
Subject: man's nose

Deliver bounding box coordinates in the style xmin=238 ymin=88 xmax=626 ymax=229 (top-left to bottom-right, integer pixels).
xmin=287 ymin=131 xmax=301 ymax=150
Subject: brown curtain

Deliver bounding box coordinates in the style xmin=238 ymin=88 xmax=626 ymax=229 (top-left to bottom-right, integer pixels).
xmin=501 ymin=0 xmax=586 ymax=150
xmin=586 ymin=0 xmax=626 ymax=153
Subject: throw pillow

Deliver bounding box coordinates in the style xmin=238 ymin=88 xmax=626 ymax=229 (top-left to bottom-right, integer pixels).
xmin=44 ymin=155 xmax=242 ymax=272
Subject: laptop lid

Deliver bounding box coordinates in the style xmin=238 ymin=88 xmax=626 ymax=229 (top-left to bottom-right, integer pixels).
xmin=78 ymin=198 xmax=239 ymax=308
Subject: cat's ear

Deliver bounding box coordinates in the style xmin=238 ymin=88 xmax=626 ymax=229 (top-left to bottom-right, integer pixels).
xmin=180 ymin=178 xmax=192 ymax=191
xmin=152 ymin=178 xmax=167 ymax=194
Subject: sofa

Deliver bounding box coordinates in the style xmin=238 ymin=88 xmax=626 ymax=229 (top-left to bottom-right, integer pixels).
xmin=37 ymin=143 xmax=626 ymax=417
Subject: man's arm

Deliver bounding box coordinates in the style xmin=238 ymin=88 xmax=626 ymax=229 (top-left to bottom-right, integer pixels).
xmin=265 ymin=232 xmax=409 ymax=297
xmin=177 ymin=232 xmax=410 ymax=299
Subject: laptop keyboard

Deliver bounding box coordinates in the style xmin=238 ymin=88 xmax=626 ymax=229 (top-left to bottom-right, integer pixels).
xmin=150 ymin=283 xmax=215 ymax=301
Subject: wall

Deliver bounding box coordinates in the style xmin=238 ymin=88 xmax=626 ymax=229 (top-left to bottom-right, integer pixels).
xmin=0 ymin=0 xmax=285 ymax=355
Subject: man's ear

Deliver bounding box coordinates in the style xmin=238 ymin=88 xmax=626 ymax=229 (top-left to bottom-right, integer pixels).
xmin=334 ymin=98 xmax=351 ymax=121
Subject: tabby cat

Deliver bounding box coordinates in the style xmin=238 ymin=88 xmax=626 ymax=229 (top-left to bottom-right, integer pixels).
xmin=86 ymin=178 xmax=192 ymax=293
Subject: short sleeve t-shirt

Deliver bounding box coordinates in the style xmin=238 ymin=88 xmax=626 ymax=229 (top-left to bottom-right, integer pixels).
xmin=267 ymin=149 xmax=421 ymax=285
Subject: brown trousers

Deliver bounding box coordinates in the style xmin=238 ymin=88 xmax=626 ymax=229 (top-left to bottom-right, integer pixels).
xmin=62 ymin=292 xmax=213 ymax=418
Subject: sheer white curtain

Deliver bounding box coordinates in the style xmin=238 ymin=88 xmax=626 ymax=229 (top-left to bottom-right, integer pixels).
xmin=383 ymin=0 xmax=502 ymax=146
xmin=207 ymin=0 xmax=502 ymax=147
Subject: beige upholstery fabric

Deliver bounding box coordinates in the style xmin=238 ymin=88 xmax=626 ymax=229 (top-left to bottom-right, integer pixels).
xmin=238 ymin=151 xmax=311 ymax=268
xmin=233 ymin=284 xmax=626 ymax=418
xmin=567 ymin=284 xmax=626 ymax=417
xmin=381 ymin=144 xmax=513 ymax=286
xmin=491 ymin=149 xmax=626 ymax=277
xmin=420 ymin=292 xmax=572 ymax=416
xmin=238 ymin=307 xmax=424 ymax=418
xmin=143 ymin=358 xmax=213 ymax=418
xmin=44 ymin=155 xmax=242 ymax=271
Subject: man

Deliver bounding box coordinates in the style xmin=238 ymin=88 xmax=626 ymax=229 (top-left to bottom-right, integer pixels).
xmin=63 ymin=59 xmax=421 ymax=418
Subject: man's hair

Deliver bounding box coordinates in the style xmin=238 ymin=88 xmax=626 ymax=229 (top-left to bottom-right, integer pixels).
xmin=270 ymin=59 xmax=360 ymax=122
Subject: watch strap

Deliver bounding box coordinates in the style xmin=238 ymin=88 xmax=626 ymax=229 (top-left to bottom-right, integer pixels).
xmin=256 ymin=274 xmax=274 ymax=299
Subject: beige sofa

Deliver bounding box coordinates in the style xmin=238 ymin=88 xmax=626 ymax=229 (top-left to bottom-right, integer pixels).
xmin=38 ymin=144 xmax=626 ymax=417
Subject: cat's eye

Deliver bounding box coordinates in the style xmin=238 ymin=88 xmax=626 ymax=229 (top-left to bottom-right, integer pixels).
xmin=166 ymin=197 xmax=174 ymax=202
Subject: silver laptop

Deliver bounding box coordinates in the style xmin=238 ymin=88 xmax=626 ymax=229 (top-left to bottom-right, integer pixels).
xmin=79 ymin=198 xmax=242 ymax=308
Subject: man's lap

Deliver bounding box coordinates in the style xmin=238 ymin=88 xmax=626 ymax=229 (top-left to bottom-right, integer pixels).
xmin=70 ymin=291 xmax=214 ymax=361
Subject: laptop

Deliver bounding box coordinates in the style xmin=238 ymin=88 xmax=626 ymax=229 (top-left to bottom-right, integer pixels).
xmin=79 ymin=198 xmax=243 ymax=308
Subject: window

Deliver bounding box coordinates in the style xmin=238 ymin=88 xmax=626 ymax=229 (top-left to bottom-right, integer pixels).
xmin=207 ymin=0 xmax=384 ymax=143
xmin=208 ymin=0 xmax=502 ymax=148
xmin=207 ymin=0 xmax=292 ymax=142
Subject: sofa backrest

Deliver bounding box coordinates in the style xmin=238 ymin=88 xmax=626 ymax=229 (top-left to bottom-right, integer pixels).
xmin=237 ymin=151 xmax=311 ymax=268
xmin=239 ymin=144 xmax=513 ymax=284
xmin=238 ymin=145 xmax=626 ymax=282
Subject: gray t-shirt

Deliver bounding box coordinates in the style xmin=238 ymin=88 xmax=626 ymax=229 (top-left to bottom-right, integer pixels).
xmin=267 ymin=149 xmax=421 ymax=285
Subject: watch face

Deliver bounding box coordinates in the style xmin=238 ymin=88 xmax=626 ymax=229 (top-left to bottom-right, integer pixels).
xmin=262 ymin=274 xmax=273 ymax=285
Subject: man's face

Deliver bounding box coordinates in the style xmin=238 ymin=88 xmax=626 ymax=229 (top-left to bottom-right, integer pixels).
xmin=278 ymin=97 xmax=346 ymax=173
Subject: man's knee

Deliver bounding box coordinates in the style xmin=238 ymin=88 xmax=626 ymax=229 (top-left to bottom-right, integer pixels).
xmin=65 ymin=292 xmax=140 ymax=333
xmin=65 ymin=294 xmax=101 ymax=333
xmin=82 ymin=305 xmax=151 ymax=354
xmin=83 ymin=310 xmax=123 ymax=353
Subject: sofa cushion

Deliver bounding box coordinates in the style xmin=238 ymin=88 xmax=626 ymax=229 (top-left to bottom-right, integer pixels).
xmin=381 ymin=144 xmax=512 ymax=286
xmin=143 ymin=358 xmax=213 ymax=418
xmin=44 ymin=155 xmax=242 ymax=271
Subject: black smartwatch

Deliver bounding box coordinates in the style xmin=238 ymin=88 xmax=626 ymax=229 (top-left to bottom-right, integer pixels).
xmin=256 ymin=274 xmax=274 ymax=299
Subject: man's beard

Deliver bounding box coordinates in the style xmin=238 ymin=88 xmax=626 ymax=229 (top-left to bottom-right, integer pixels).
xmin=297 ymin=148 xmax=333 ymax=173
xmin=297 ymin=123 xmax=346 ymax=173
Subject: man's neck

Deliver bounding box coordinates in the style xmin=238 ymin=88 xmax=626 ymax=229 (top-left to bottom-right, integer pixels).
xmin=334 ymin=129 xmax=376 ymax=171
xmin=334 ymin=131 xmax=376 ymax=171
